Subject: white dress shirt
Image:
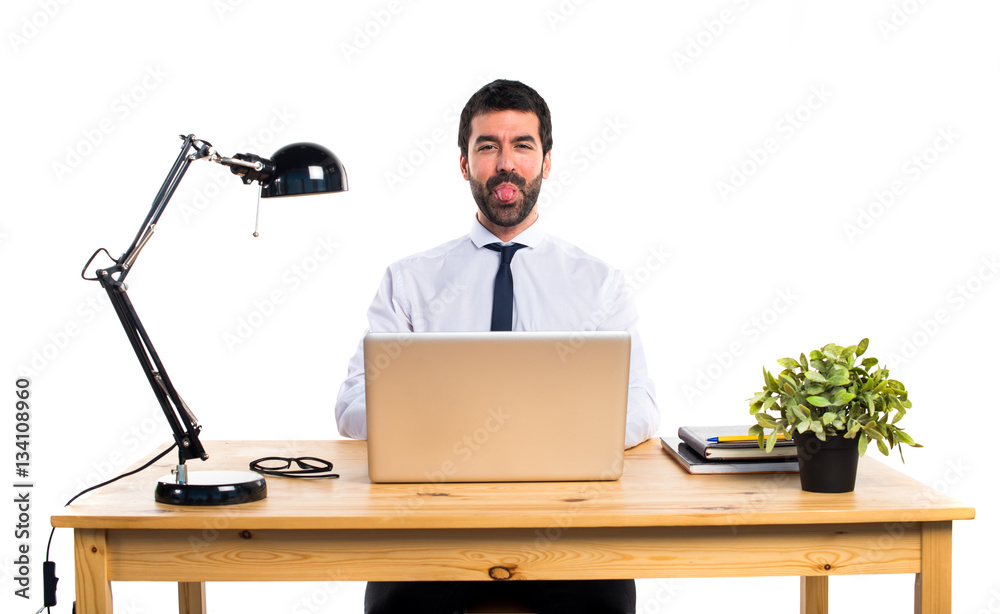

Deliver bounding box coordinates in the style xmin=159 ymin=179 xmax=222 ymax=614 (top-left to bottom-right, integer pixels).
xmin=335 ymin=218 xmax=661 ymax=448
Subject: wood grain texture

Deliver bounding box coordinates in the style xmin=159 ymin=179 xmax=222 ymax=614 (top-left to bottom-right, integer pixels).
xmin=915 ymin=521 xmax=952 ymax=613
xmin=74 ymin=529 xmax=113 ymax=614
xmin=800 ymin=576 xmax=829 ymax=614
xmin=177 ymin=582 xmax=205 ymax=614
xmin=101 ymin=523 xmax=920 ymax=582
xmin=51 ymin=440 xmax=976 ymax=531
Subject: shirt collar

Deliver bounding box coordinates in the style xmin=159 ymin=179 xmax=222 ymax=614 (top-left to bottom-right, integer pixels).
xmin=470 ymin=215 xmax=546 ymax=249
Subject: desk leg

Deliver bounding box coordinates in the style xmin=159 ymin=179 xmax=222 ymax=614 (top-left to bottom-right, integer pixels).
xmin=799 ymin=576 xmax=828 ymax=614
xmin=178 ymin=582 xmax=206 ymax=614
xmin=915 ymin=521 xmax=952 ymax=614
xmin=74 ymin=529 xmax=113 ymax=614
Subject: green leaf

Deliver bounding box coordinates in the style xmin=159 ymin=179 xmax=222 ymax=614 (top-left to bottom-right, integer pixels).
xmin=840 ymin=345 xmax=858 ymax=360
xmin=832 ymin=391 xmax=856 ymax=406
xmin=822 ymin=411 xmax=837 ymax=425
xmin=826 ymin=372 xmax=851 ymax=387
xmin=764 ymin=368 xmax=779 ymax=393
xmin=749 ymin=424 xmax=763 ymax=436
xmin=806 ymin=395 xmax=831 ymax=407
xmin=861 ymin=357 xmax=878 ymax=369
xmin=762 ymin=396 xmax=778 ymax=411
xmin=793 ymin=404 xmax=809 ymax=422
xmin=857 ymin=338 xmax=869 ymax=356
xmin=864 ymin=423 xmax=884 ymax=440
xmin=896 ymin=430 xmax=916 ymax=446
xmin=777 ymin=357 xmax=800 ymax=369
xmin=858 ymin=432 xmax=869 ymax=456
xmin=796 ymin=421 xmax=810 ymax=434
xmin=766 ymin=429 xmax=778 ymax=453
xmin=755 ymin=413 xmax=777 ymax=428
xmin=876 ymin=439 xmax=889 ymax=456
xmin=804 ymin=371 xmax=827 ymax=384
xmin=809 ymin=350 xmax=824 ymax=361
xmin=749 ymin=391 xmax=768 ymax=405
xmin=799 ymin=353 xmax=809 ymax=370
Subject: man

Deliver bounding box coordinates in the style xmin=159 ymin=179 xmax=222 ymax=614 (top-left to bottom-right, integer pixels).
xmin=335 ymin=79 xmax=659 ymax=614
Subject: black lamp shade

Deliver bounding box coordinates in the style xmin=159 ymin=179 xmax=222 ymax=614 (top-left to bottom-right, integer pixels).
xmin=261 ymin=143 xmax=348 ymax=198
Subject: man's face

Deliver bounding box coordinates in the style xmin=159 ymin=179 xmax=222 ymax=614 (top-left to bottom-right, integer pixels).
xmin=461 ymin=110 xmax=551 ymax=234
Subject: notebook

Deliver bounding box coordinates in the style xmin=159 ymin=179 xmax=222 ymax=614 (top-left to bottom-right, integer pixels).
xmin=363 ymin=331 xmax=631 ymax=483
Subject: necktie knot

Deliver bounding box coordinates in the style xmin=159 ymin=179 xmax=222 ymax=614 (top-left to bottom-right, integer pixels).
xmin=486 ymin=242 xmax=525 ymax=264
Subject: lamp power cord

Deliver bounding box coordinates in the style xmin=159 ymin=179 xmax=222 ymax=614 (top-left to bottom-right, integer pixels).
xmin=39 ymin=442 xmax=178 ymax=614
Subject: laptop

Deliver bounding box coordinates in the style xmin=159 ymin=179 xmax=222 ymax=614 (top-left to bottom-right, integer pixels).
xmin=364 ymin=331 xmax=631 ymax=483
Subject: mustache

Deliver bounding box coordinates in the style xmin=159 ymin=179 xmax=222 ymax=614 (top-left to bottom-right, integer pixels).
xmin=486 ymin=171 xmax=527 ymax=191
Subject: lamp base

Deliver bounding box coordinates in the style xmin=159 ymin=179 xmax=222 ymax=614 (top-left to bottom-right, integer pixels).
xmin=155 ymin=470 xmax=267 ymax=506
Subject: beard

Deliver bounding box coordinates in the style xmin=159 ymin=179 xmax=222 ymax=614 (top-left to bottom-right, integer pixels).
xmin=469 ymin=168 xmax=544 ymax=228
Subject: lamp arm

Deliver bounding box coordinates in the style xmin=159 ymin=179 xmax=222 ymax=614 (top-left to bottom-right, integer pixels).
xmin=117 ymin=134 xmax=216 ymax=283
xmin=82 ymin=134 xmax=219 ymax=472
xmin=97 ymin=272 xmax=208 ymax=465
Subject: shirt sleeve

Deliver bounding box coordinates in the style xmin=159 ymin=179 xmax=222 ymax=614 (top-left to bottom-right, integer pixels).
xmin=598 ymin=270 xmax=662 ymax=449
xmin=334 ymin=265 xmax=412 ymax=440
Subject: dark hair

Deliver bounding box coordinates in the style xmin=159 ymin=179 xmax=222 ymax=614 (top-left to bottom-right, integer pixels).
xmin=458 ymin=79 xmax=553 ymax=159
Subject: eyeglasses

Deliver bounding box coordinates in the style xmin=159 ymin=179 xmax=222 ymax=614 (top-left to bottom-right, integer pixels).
xmin=249 ymin=456 xmax=339 ymax=479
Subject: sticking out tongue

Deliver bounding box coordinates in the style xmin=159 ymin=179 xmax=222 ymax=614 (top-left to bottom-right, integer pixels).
xmin=495 ymin=186 xmax=517 ymax=203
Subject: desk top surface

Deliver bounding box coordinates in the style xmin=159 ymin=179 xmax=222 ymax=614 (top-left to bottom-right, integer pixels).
xmin=52 ymin=439 xmax=975 ymax=530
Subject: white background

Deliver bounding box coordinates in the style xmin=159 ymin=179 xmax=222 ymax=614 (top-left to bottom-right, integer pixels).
xmin=3 ymin=1 xmax=998 ymax=613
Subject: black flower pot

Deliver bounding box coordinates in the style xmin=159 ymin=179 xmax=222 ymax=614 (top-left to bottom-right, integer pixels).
xmin=793 ymin=431 xmax=860 ymax=493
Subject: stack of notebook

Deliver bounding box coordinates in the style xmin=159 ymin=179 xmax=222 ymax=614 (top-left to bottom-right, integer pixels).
xmin=660 ymin=425 xmax=799 ymax=474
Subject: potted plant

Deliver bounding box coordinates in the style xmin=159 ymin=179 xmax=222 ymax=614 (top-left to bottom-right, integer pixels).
xmin=747 ymin=338 xmax=920 ymax=493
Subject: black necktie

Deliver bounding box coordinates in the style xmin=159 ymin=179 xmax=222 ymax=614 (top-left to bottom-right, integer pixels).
xmin=485 ymin=242 xmax=526 ymax=331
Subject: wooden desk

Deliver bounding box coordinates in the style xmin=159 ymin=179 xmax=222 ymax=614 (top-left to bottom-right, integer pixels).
xmin=52 ymin=439 xmax=975 ymax=614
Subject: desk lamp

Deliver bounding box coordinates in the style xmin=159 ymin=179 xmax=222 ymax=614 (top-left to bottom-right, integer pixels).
xmin=81 ymin=134 xmax=347 ymax=506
